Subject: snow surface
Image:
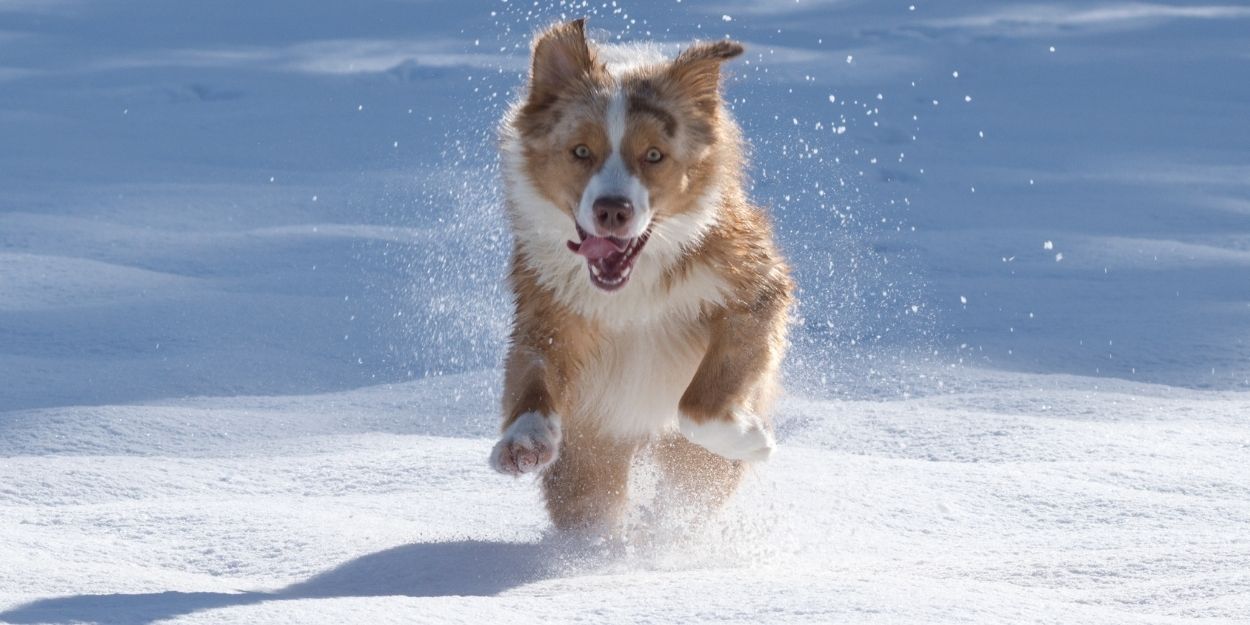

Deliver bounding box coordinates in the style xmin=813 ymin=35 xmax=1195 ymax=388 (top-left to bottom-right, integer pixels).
xmin=2 ymin=1 xmax=1249 ymax=623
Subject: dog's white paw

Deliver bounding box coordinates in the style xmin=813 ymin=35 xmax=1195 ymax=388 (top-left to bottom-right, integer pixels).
xmin=678 ymin=409 xmax=775 ymax=462
xmin=490 ymin=412 xmax=562 ymax=476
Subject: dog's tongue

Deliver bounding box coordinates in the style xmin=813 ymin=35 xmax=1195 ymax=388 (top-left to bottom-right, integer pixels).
xmin=569 ymin=236 xmax=626 ymax=261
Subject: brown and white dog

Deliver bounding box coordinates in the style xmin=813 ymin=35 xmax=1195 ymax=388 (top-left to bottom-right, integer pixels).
xmin=491 ymin=19 xmax=793 ymax=531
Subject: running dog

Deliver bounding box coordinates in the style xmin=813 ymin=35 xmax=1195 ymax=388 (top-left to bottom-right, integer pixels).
xmin=492 ymin=19 xmax=793 ymax=531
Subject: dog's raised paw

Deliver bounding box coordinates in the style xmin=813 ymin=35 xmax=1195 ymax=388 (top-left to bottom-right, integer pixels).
xmin=490 ymin=411 xmax=562 ymax=476
xmin=678 ymin=409 xmax=775 ymax=462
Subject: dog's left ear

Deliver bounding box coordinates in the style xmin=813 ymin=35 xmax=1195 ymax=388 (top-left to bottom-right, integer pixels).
xmin=666 ymin=40 xmax=744 ymax=110
xmin=529 ymin=19 xmax=599 ymax=102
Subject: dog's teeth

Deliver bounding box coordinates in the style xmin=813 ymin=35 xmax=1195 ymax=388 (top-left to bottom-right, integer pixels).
xmin=590 ymin=265 xmax=602 ymax=277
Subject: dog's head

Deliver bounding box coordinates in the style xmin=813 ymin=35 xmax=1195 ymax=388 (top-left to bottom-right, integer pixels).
xmin=505 ymin=19 xmax=744 ymax=292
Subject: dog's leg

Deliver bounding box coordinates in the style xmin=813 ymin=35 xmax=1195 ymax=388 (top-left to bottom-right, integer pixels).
xmin=492 ymin=337 xmax=563 ymax=475
xmin=492 ymin=294 xmax=597 ymax=476
xmin=678 ymin=285 xmax=789 ymax=462
xmin=652 ymin=433 xmax=745 ymax=510
xmin=541 ymin=425 xmax=636 ymax=532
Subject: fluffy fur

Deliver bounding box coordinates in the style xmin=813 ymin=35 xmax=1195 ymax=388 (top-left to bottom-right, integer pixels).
xmin=491 ymin=19 xmax=794 ymax=531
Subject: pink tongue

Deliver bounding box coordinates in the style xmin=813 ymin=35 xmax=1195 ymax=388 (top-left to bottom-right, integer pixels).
xmin=573 ymin=236 xmax=626 ymax=261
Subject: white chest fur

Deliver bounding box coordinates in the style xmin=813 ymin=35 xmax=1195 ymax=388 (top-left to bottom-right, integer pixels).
xmin=572 ymin=315 xmax=709 ymax=440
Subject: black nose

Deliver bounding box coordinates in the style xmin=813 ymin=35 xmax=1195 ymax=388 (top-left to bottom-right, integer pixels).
xmin=593 ymin=196 xmax=634 ymax=234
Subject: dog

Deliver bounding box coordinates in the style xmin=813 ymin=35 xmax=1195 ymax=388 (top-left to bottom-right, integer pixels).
xmin=491 ymin=19 xmax=793 ymax=531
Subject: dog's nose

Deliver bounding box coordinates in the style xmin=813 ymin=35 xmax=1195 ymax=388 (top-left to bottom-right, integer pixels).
xmin=592 ymin=196 xmax=634 ymax=235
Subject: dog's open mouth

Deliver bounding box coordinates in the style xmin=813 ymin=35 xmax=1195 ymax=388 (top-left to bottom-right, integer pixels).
xmin=566 ymin=224 xmax=651 ymax=291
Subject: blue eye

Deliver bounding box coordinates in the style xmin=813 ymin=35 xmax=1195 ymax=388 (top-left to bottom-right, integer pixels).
xmin=644 ymin=148 xmax=663 ymax=163
xmin=573 ymin=144 xmax=592 ymax=159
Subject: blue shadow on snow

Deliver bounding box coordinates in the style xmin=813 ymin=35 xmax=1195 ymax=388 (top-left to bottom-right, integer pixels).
xmin=0 ymin=540 xmax=550 ymax=625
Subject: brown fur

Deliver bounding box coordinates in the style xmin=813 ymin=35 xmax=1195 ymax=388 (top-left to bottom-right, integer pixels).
xmin=652 ymin=433 xmax=746 ymax=508
xmin=497 ymin=20 xmax=793 ymax=531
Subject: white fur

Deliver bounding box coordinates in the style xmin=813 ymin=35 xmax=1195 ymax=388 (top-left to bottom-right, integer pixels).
xmin=645 ymin=185 xmax=722 ymax=268
xmin=678 ymin=409 xmax=775 ymax=462
xmin=489 ymin=411 xmax=562 ymax=475
xmin=577 ymin=315 xmax=709 ymax=439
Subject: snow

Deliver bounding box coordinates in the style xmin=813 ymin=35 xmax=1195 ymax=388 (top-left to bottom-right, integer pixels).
xmin=2 ymin=1 xmax=1249 ymax=624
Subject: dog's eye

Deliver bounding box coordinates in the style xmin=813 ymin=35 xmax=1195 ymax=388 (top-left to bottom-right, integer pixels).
xmin=572 ymin=144 xmax=592 ymax=159
xmin=644 ymin=148 xmax=664 ymax=163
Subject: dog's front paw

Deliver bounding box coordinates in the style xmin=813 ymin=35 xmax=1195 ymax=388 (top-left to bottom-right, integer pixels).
xmin=678 ymin=408 xmax=775 ymax=462
xmin=680 ymin=407 xmax=775 ymax=462
xmin=490 ymin=411 xmax=562 ymax=476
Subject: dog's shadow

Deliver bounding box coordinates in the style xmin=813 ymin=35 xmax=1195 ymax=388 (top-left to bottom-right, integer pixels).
xmin=0 ymin=540 xmax=553 ymax=625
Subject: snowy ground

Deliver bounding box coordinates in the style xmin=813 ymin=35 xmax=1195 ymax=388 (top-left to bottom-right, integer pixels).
xmin=2 ymin=1 xmax=1249 ymax=623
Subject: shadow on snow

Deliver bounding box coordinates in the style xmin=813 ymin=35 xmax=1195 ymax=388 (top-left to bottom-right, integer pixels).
xmin=0 ymin=540 xmax=552 ymax=625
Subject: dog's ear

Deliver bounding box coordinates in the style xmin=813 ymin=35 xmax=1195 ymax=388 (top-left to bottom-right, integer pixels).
xmin=529 ymin=19 xmax=598 ymax=101
xmin=665 ymin=40 xmax=744 ymax=110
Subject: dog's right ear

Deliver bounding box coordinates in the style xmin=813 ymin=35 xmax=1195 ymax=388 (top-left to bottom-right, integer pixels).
xmin=664 ymin=40 xmax=744 ymax=113
xmin=529 ymin=19 xmax=597 ymax=101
